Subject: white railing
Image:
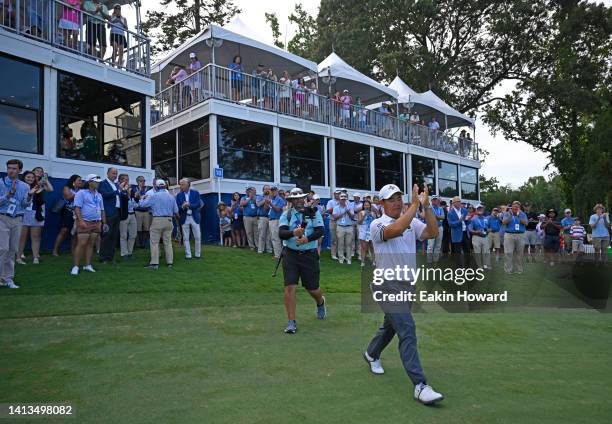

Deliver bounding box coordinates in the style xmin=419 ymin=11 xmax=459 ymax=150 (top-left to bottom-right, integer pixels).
xmin=1 ymin=0 xmax=150 ymax=76
xmin=151 ymin=64 xmax=478 ymax=160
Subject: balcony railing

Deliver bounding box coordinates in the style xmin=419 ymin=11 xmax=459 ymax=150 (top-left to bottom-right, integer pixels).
xmin=151 ymin=64 xmax=478 ymax=160
xmin=1 ymin=0 xmax=150 ymax=76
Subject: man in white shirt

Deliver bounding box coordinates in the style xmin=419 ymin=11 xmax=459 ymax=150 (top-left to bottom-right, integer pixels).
xmin=363 ymin=183 xmax=444 ymax=406
xmin=333 ymin=193 xmax=355 ymax=264
xmin=352 ymin=192 xmax=363 ymax=260
xmin=326 ymin=189 xmax=341 ymax=260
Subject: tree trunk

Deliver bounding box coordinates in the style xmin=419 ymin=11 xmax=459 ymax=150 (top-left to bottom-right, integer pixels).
xmin=194 ymin=0 xmax=201 ymax=33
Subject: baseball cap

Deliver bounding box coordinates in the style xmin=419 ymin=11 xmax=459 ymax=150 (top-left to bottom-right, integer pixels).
xmin=476 ymin=204 xmax=484 ymax=210
xmin=270 ymin=185 xmax=278 ymax=190
xmin=564 ymin=208 xmax=571 ymax=213
xmin=189 ymin=52 xmax=196 ymax=59
xmin=333 ymin=189 xmax=341 ymax=194
xmin=85 ymin=174 xmax=102 ymax=183
xmin=343 ymin=89 xmax=349 ymax=93
xmin=538 ymin=213 xmax=546 ymax=218
xmin=379 ymin=184 xmax=402 ymax=200
xmin=339 ymin=188 xmax=348 ymax=193
xmin=312 ymin=194 xmax=320 ymax=200
xmin=245 ymin=184 xmax=255 ymax=191
xmin=155 ymin=179 xmax=166 ymax=187
xmin=353 ymin=192 xmax=361 ymax=198
xmin=431 ymin=195 xmax=439 ymax=200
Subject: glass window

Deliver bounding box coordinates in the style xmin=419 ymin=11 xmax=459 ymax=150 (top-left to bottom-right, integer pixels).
xmin=461 ymin=166 xmax=478 ymax=184
xmin=280 ymin=129 xmax=324 ymax=186
xmin=0 ymin=54 xmax=42 ymax=154
xmin=179 ymin=118 xmax=210 ymax=180
xmin=335 ymin=139 xmax=370 ymax=190
xmin=152 ymin=130 xmax=176 ymax=185
xmin=217 ymin=117 xmax=273 ymax=181
xmin=58 ymin=72 xmax=145 ymax=167
xmin=375 ymin=148 xmax=403 ymax=191
xmin=461 ymin=182 xmax=478 ymax=200
xmin=411 ymin=155 xmax=435 ymax=193
xmin=438 ymin=161 xmax=458 ymax=197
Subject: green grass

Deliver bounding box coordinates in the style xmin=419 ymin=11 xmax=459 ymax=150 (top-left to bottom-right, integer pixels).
xmin=1 ymin=246 xmax=611 ymax=424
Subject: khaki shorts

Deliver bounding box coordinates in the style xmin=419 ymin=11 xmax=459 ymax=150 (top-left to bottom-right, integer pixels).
xmin=77 ymin=220 xmax=101 ymax=234
xmin=592 ymin=236 xmax=610 ymax=251
xmin=489 ymin=232 xmax=501 ymax=249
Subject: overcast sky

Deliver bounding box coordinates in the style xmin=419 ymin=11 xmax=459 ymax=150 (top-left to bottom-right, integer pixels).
xmin=128 ymin=0 xmax=611 ymax=188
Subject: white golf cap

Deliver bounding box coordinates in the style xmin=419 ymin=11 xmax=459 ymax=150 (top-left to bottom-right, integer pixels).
xmin=353 ymin=192 xmax=361 ymax=198
xmin=564 ymin=208 xmax=571 ymax=213
xmin=339 ymin=188 xmax=348 ymax=193
xmin=245 ymin=184 xmax=255 ymax=190
xmin=189 ymin=52 xmax=196 ymax=58
xmin=312 ymin=194 xmax=320 ymax=200
xmin=379 ymin=184 xmax=403 ymax=200
xmin=539 ymin=213 xmax=546 ymax=218
xmin=155 ymin=179 xmax=166 ymax=187
xmin=85 ymin=173 xmax=102 ymax=183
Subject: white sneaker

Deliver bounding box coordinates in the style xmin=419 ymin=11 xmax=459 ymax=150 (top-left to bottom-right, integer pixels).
xmin=331 ymin=255 xmax=338 ymax=260
xmin=414 ymin=383 xmax=444 ymax=405
xmin=16 ymin=258 xmax=26 ymax=265
xmin=33 ymin=258 xmax=40 ymax=264
xmin=6 ymin=281 xmax=20 ymax=289
xmin=363 ymin=351 xmax=384 ymax=374
xmin=347 ymin=259 xmax=352 ymax=265
xmin=338 ymin=258 xmax=344 ymax=264
xmin=83 ymin=265 xmax=96 ymax=273
xmin=71 ymin=266 xmax=79 ymax=275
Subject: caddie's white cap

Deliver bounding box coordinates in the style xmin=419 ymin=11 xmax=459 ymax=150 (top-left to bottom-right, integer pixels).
xmin=86 ymin=174 xmax=102 ymax=183
xmin=155 ymin=179 xmax=167 ymax=187
xmin=379 ymin=184 xmax=403 ymax=200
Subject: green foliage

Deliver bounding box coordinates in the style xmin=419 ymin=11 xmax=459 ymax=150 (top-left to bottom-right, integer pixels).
xmin=479 ymin=174 xmax=565 ymax=213
xmin=142 ymin=0 xmax=240 ymax=55
xmin=484 ymin=1 xmax=612 ymax=211
xmin=265 ymin=12 xmax=285 ymax=49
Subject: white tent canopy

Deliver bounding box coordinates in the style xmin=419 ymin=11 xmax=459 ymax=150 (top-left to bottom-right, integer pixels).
xmin=317 ymin=52 xmax=397 ymax=104
xmin=419 ymin=90 xmax=475 ymax=128
xmin=151 ymin=17 xmax=318 ymax=91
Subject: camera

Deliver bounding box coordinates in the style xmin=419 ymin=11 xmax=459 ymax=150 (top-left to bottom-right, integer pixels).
xmin=297 ymin=205 xmax=317 ymax=219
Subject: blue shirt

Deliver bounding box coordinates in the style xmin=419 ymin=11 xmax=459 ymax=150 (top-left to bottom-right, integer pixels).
xmin=139 ymin=189 xmax=178 ymax=217
xmin=74 ymin=189 xmax=104 ymax=221
xmin=589 ymin=213 xmax=610 ymax=238
xmin=220 ymin=216 xmax=231 ymax=231
xmin=468 ymin=215 xmax=488 ymax=235
xmin=561 ymin=217 xmax=575 ymax=235
xmin=0 ymin=177 xmax=31 ymax=216
xmin=231 ymin=202 xmax=243 ymax=219
xmin=503 ymin=211 xmax=527 ymax=233
xmin=256 ymin=194 xmax=271 ymax=217
xmin=432 ymin=205 xmax=444 ymax=227
xmin=228 ymin=63 xmax=243 ymax=80
xmin=279 ymin=208 xmax=324 ymax=251
xmin=241 ymin=195 xmax=258 ymax=217
xmin=134 ymin=185 xmax=150 ymax=211
xmin=488 ymin=214 xmax=501 ymax=232
xmin=269 ymin=195 xmax=286 ymax=220
xmin=333 ymin=203 xmax=354 ymax=226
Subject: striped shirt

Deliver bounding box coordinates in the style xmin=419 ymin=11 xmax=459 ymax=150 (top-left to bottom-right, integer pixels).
xmin=570 ymin=225 xmax=585 ymax=240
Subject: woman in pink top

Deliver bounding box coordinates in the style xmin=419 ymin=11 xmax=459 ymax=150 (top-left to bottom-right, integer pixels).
xmin=58 ymin=0 xmax=82 ymax=50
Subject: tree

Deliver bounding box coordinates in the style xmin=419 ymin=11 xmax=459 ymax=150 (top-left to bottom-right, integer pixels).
xmin=264 ymin=12 xmax=284 ymax=49
xmin=484 ymin=1 xmax=612 ymax=210
xmin=142 ymin=0 xmax=240 ymax=55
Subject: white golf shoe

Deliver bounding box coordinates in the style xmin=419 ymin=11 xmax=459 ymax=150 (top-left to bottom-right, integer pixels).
xmin=363 ymin=351 xmax=384 ymax=375
xmin=414 ymin=383 xmax=444 ymax=405
xmin=70 ymin=266 xmax=79 ymax=276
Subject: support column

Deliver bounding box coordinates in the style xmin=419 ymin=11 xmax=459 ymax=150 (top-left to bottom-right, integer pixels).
xmin=434 ymin=158 xmax=439 ymax=197
xmin=46 ymin=68 xmax=56 ymax=161
xmin=323 ymin=136 xmax=329 ymax=188
xmin=406 ymin=153 xmax=412 ymax=192
xmin=329 ymin=137 xmax=336 ymax=192
xmin=209 ymin=114 xmax=218 ymax=179
xmin=369 ymin=146 xmax=375 ymax=193
xmin=273 ymin=126 xmax=280 ymax=184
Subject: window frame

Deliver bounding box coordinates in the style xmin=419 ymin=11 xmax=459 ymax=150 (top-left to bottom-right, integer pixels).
xmin=280 ymin=129 xmax=324 ymax=186
xmin=335 ymin=139 xmax=371 ymax=190
xmin=0 ymin=53 xmax=43 ymax=155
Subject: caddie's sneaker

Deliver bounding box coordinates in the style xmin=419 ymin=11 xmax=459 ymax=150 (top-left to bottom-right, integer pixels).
xmin=414 ymin=383 xmax=444 ymax=405
xmin=316 ymin=297 xmax=326 ymax=320
xmin=83 ymin=265 xmax=96 ymax=273
xmin=284 ymin=320 xmax=297 ymax=334
xmin=70 ymin=266 xmax=79 ymax=276
xmin=363 ymin=351 xmax=384 ymax=375
xmin=6 ymin=281 xmax=20 ymax=289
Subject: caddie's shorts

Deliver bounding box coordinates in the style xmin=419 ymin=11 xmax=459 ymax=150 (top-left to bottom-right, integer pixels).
xmin=282 ymin=248 xmax=320 ymax=290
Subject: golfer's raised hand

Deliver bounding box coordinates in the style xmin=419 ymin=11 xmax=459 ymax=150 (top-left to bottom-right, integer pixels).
xmin=411 ymin=184 xmax=420 ymax=207
xmin=419 ymin=184 xmax=430 ymax=207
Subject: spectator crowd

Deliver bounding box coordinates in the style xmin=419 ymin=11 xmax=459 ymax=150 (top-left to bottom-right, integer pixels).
xmin=1 ymin=158 xmax=610 ymax=289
